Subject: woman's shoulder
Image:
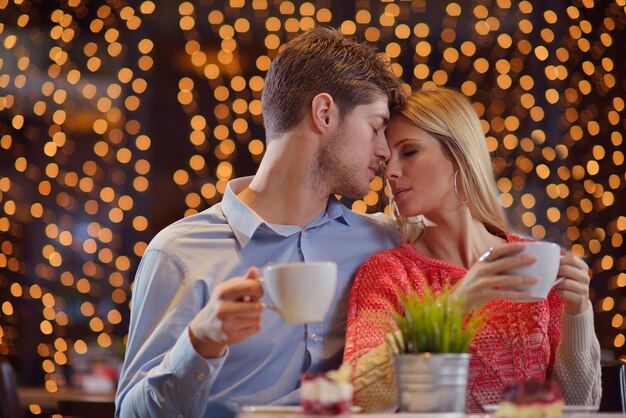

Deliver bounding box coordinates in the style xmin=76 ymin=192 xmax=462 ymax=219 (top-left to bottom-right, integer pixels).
xmin=353 ymin=245 xmax=422 ymax=297
xmin=361 ymin=244 xmax=420 ymax=269
xmin=355 ymin=244 xmax=431 ymax=287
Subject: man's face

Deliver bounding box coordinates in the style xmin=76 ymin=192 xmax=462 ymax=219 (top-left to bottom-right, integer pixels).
xmin=314 ymin=95 xmax=391 ymax=199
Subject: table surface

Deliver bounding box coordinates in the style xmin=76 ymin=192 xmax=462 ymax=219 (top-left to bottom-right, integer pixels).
xmin=237 ymin=411 xmax=624 ymax=418
xmin=238 ymin=414 xmax=624 ymax=418
xmin=18 ymin=387 xmax=116 ymax=410
xmin=17 ymin=392 xmax=623 ymax=418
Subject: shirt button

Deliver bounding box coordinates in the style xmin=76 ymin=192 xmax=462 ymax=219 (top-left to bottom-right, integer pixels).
xmin=310 ymin=333 xmax=319 ymax=342
xmin=196 ymin=372 xmax=205 ymax=380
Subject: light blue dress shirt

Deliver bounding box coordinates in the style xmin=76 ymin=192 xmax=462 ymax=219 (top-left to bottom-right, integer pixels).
xmin=115 ymin=177 xmax=399 ymax=417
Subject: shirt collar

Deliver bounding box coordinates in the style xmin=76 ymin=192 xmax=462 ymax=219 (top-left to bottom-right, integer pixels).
xmin=324 ymin=195 xmax=351 ymax=227
xmin=221 ymin=177 xmax=264 ymax=248
xmin=221 ymin=177 xmax=351 ymax=247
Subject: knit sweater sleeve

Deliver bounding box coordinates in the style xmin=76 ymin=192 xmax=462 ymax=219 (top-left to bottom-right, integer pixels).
xmin=553 ymin=304 xmax=602 ymax=405
xmin=343 ymin=249 xmax=415 ymax=365
xmin=546 ymin=287 xmax=564 ymax=377
xmin=343 ymin=249 xmax=418 ymax=413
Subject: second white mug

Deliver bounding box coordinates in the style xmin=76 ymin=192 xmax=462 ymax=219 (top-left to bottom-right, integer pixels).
xmin=503 ymin=241 xmax=562 ymax=302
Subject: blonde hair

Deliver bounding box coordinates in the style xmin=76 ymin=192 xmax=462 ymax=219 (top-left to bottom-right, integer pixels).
xmin=391 ymin=87 xmax=508 ymax=243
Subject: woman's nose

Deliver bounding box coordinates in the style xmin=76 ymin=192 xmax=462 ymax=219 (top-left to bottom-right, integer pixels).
xmin=383 ymin=161 xmax=400 ymax=180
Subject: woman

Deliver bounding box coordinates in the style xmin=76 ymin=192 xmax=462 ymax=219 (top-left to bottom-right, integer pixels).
xmin=343 ymin=87 xmax=602 ymax=413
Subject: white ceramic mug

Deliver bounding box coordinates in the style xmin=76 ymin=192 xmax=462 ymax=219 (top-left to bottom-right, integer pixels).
xmin=260 ymin=261 xmax=337 ymax=324
xmin=504 ymin=241 xmax=563 ymax=302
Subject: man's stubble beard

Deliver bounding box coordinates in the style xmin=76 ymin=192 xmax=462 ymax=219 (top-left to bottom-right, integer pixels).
xmin=308 ymin=126 xmax=369 ymax=199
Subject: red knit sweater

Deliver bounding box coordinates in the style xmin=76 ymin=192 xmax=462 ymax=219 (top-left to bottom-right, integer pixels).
xmin=344 ymin=234 xmax=565 ymax=412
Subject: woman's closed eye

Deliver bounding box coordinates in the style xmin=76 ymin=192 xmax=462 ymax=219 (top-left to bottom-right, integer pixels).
xmin=402 ymin=148 xmax=418 ymax=157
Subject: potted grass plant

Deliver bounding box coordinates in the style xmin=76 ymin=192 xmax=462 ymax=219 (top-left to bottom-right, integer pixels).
xmin=388 ymin=286 xmax=485 ymax=413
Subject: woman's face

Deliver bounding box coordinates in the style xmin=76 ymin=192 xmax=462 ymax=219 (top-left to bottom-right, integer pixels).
xmin=383 ymin=114 xmax=458 ymax=219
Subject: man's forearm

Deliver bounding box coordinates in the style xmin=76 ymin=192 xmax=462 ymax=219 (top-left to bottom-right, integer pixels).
xmin=116 ymin=326 xmax=227 ymax=417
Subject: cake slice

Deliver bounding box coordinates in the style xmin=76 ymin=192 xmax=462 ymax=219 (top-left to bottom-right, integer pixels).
xmin=492 ymin=380 xmax=564 ymax=418
xmin=301 ymin=368 xmax=353 ymax=415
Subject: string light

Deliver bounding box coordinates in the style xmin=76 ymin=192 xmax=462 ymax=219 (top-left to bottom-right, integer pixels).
xmin=0 ymin=0 xmax=153 ymax=391
xmin=173 ymin=0 xmax=624 ymax=358
xmin=0 ymin=1 xmax=624 ymax=397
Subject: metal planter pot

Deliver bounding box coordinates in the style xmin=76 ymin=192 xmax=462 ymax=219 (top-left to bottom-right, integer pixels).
xmin=394 ymin=352 xmax=470 ymax=413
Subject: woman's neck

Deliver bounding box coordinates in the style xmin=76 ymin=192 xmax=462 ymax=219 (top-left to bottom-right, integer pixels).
xmin=415 ymin=209 xmax=505 ymax=269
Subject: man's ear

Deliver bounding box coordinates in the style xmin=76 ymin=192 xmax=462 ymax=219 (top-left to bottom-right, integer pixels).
xmin=310 ymin=93 xmax=335 ymax=134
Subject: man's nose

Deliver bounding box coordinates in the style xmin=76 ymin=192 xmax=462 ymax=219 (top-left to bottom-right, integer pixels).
xmin=375 ymin=135 xmax=391 ymax=162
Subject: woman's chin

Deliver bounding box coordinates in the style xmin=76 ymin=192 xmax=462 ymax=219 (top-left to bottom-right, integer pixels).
xmin=398 ymin=208 xmax=420 ymax=219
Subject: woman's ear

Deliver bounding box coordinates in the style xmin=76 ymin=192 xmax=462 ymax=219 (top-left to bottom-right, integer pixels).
xmin=310 ymin=93 xmax=335 ymax=133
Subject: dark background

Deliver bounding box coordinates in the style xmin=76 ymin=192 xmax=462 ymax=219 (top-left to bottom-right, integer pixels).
xmin=0 ymin=0 xmax=624 ymax=388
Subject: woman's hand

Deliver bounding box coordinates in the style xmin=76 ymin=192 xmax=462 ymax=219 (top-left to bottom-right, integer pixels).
xmin=555 ymin=250 xmax=591 ymax=315
xmin=451 ymin=242 xmax=538 ymax=312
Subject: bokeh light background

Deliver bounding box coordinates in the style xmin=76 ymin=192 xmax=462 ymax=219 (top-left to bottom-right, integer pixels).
xmin=1 ymin=0 xmax=624 ymax=392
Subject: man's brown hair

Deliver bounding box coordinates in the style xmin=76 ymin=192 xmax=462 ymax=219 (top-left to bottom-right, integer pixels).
xmin=261 ymin=27 xmax=405 ymax=140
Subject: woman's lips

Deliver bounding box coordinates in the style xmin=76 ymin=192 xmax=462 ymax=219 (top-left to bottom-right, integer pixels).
xmin=393 ymin=188 xmax=410 ymax=200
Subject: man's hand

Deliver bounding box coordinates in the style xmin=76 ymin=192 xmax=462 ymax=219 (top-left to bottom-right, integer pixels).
xmin=189 ymin=267 xmax=264 ymax=358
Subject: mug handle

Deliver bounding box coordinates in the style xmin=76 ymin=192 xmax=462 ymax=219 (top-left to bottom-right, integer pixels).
xmin=252 ymin=277 xmax=279 ymax=312
xmin=552 ymin=276 xmax=564 ymax=287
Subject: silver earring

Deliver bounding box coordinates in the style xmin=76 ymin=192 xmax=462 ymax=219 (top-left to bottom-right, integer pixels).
xmin=454 ymin=170 xmax=468 ymax=204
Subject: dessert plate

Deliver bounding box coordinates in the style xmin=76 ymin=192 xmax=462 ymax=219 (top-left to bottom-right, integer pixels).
xmin=242 ymin=405 xmax=362 ymax=414
xmin=483 ymin=404 xmax=599 ymax=414
xmin=241 ymin=405 xmax=301 ymax=413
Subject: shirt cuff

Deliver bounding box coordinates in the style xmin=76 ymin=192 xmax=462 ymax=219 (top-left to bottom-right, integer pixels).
xmin=560 ymin=303 xmax=595 ymax=353
xmin=167 ymin=325 xmax=229 ymax=394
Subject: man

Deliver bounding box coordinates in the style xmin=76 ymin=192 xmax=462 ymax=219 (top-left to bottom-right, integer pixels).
xmin=116 ymin=27 xmax=405 ymax=417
